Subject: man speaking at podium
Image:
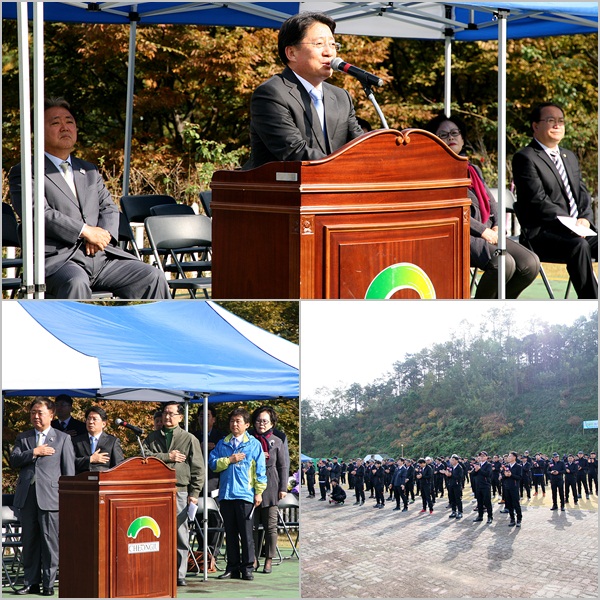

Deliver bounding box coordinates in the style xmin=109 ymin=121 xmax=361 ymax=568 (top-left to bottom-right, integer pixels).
xmin=244 ymin=12 xmax=364 ymax=170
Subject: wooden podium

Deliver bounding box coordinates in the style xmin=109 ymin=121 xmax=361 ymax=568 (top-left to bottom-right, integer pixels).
xmin=211 ymin=128 xmax=471 ymax=299
xmin=58 ymin=457 xmax=177 ymax=598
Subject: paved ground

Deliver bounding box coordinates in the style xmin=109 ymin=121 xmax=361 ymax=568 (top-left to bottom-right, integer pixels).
xmin=301 ymin=485 xmax=598 ymax=598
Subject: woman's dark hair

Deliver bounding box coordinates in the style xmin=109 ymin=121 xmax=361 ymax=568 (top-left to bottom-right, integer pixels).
xmin=278 ymin=12 xmax=336 ymax=65
xmin=251 ymin=405 xmax=278 ymax=428
xmin=423 ymin=112 xmax=468 ymax=142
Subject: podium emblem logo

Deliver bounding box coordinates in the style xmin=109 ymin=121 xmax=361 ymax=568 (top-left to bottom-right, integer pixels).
xmin=365 ymin=263 xmax=436 ymax=299
xmin=127 ymin=516 xmax=161 ymax=554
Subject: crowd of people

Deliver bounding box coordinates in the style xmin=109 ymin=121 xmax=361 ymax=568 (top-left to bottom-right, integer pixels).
xmin=303 ymin=449 xmax=598 ymax=528
xmin=8 ymin=396 xmax=294 ymax=594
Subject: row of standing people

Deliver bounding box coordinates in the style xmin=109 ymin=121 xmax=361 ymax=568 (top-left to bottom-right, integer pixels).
xmin=9 ymin=396 xmax=290 ymax=594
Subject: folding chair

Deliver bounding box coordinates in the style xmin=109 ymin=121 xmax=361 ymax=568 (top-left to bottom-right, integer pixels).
xmin=276 ymin=493 xmax=299 ymax=560
xmin=2 ymin=203 xmax=23 ymax=298
xmin=199 ymin=191 xmax=212 ymax=218
xmin=190 ymin=496 xmax=226 ymax=570
xmin=490 ymin=188 xmax=556 ymax=298
xmin=144 ymin=214 xmax=212 ymax=298
xmin=2 ymin=496 xmax=23 ymax=591
xmin=120 ymin=194 xmax=179 ymax=261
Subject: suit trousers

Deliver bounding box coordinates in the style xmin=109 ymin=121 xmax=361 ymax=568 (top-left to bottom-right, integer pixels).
xmin=565 ymin=479 xmax=578 ymax=503
xmin=220 ymin=499 xmax=255 ymax=575
xmin=551 ymin=480 xmax=565 ymax=508
xmin=577 ymin=472 xmax=590 ymax=496
xmin=176 ymin=491 xmax=192 ymax=580
xmin=20 ymin=484 xmax=59 ymax=589
xmin=46 ymin=248 xmax=171 ymax=299
xmin=503 ymin=485 xmax=522 ymax=522
xmin=474 ymin=238 xmax=540 ymax=299
xmin=394 ymin=487 xmax=408 ymax=509
xmin=448 ymin=486 xmax=462 ymax=514
xmin=528 ymin=230 xmax=598 ymax=299
xmin=476 ymin=486 xmax=493 ymax=518
xmin=354 ymin=481 xmax=365 ymax=503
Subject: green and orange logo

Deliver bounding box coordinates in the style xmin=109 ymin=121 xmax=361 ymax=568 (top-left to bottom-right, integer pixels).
xmin=127 ymin=516 xmax=161 ymax=540
xmin=365 ymin=263 xmax=436 ymax=299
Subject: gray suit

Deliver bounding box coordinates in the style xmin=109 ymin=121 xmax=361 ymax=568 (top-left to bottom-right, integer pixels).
xmin=244 ymin=66 xmax=364 ymax=169
xmin=9 ymin=156 xmax=170 ymax=299
xmin=10 ymin=428 xmax=75 ymax=589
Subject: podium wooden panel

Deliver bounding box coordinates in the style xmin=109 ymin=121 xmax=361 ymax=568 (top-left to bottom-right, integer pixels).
xmin=211 ymin=128 xmax=471 ymax=299
xmin=58 ymin=457 xmax=177 ymax=598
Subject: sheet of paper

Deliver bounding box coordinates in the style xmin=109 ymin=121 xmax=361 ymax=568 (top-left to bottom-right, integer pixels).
xmin=558 ymin=216 xmax=597 ymax=237
xmin=187 ymin=502 xmax=198 ymax=521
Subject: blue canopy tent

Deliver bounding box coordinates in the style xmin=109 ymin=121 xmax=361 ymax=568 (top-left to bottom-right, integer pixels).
xmin=4 ymin=2 xmax=597 ymax=299
xmin=2 ymin=299 xmax=298 ymax=580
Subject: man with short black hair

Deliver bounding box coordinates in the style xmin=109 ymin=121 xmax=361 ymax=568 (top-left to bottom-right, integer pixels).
xmin=10 ymin=398 xmax=76 ymax=596
xmin=51 ymin=394 xmax=86 ymax=437
xmin=9 ymin=97 xmax=171 ymax=299
xmin=472 ymin=451 xmax=493 ymax=524
xmin=501 ymin=451 xmax=523 ymax=527
xmin=72 ymin=406 xmax=125 ymax=473
xmin=244 ymin=12 xmax=363 ymax=169
xmin=548 ymin=452 xmax=566 ymax=511
xmin=443 ymin=455 xmax=464 ymax=520
xmin=512 ymin=102 xmax=597 ymax=298
xmin=575 ymin=450 xmax=590 ymax=499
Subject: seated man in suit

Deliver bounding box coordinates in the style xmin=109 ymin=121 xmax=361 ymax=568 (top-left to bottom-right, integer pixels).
xmin=50 ymin=393 xmax=87 ymax=437
xmin=73 ymin=406 xmax=125 ymax=473
xmin=512 ymin=102 xmax=598 ymax=298
xmin=9 ymin=97 xmax=171 ymax=299
xmin=244 ymin=12 xmax=364 ymax=170
xmin=9 ymin=398 xmax=76 ymax=596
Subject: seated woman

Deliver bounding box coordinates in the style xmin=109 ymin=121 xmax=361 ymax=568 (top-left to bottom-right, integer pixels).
xmin=424 ymin=113 xmax=540 ymax=299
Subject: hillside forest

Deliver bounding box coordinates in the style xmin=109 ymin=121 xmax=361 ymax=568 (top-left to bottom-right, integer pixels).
xmin=301 ymin=310 xmax=598 ymax=461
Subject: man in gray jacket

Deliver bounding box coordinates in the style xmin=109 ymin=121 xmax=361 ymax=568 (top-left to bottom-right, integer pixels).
xmin=142 ymin=402 xmax=204 ymax=587
xmin=10 ymin=398 xmax=76 ymax=596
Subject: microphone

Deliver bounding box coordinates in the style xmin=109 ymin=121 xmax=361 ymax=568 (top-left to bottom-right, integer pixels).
xmin=114 ymin=418 xmax=144 ymax=436
xmin=330 ymin=57 xmax=383 ymax=88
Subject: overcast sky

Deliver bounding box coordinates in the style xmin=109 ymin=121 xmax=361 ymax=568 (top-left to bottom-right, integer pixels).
xmin=300 ymin=300 xmax=597 ymax=398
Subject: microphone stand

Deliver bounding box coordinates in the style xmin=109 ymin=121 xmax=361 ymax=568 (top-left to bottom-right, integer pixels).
xmin=362 ymin=84 xmax=388 ymax=129
xmin=137 ymin=435 xmax=146 ymax=459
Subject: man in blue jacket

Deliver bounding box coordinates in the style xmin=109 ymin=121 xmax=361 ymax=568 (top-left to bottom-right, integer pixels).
xmin=209 ymin=407 xmax=267 ymax=581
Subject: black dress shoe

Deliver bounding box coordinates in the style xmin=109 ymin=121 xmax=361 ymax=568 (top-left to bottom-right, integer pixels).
xmin=487 ymin=518 xmax=493 ymax=524
xmin=42 ymin=588 xmax=55 ymax=596
xmin=241 ymin=573 xmax=254 ymax=581
xmin=177 ymin=579 xmax=187 ymax=586
xmin=218 ymin=570 xmax=240 ymax=580
xmin=473 ymin=517 xmax=483 ymax=522
xmin=16 ymin=584 xmax=40 ymax=595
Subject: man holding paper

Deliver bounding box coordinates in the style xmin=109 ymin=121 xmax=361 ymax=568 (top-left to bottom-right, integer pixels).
xmin=142 ymin=402 xmax=204 ymax=587
xmin=512 ymin=102 xmax=597 ymax=298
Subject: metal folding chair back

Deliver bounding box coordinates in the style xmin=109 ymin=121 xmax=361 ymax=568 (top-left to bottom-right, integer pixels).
xmin=144 ymin=214 xmax=212 ymax=298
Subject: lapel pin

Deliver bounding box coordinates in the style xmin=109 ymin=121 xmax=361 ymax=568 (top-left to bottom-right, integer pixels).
xmin=79 ymin=168 xmax=86 ymax=175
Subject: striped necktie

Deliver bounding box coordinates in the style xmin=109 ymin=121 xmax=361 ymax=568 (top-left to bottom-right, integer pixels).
xmin=550 ymin=150 xmax=578 ymax=218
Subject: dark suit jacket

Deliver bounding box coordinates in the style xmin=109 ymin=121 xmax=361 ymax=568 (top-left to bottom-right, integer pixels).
xmin=51 ymin=416 xmax=87 ymax=437
xmin=72 ymin=431 xmax=125 ymax=474
xmin=244 ymin=66 xmax=364 ymax=169
xmin=512 ymin=139 xmax=595 ymax=240
xmin=10 ymin=428 xmax=76 ymax=511
xmin=501 ymin=462 xmax=522 ymax=490
xmin=9 ymin=156 xmax=138 ymax=277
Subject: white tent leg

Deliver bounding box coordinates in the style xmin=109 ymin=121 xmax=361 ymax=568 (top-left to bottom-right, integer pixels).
xmin=33 ymin=1 xmax=45 ymax=298
xmin=202 ymin=394 xmax=209 ymax=582
xmin=17 ymin=2 xmax=34 ymax=298
xmin=444 ymin=35 xmax=452 ymax=117
xmin=497 ymin=9 xmax=508 ymax=300
xmin=122 ymin=7 xmax=138 ymax=198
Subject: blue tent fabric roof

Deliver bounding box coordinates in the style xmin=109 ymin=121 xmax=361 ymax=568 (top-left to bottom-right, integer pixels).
xmin=9 ymin=300 xmax=298 ymax=400
xmin=2 ymin=2 xmax=597 ymax=39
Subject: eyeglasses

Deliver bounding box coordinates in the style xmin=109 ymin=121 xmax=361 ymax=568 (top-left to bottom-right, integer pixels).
xmin=298 ymin=41 xmax=341 ymax=51
xmin=538 ymin=117 xmax=566 ymax=127
xmin=437 ymin=129 xmax=462 ymax=140
xmin=255 ymin=419 xmax=271 ymax=424
xmin=162 ymin=411 xmax=180 ymax=417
